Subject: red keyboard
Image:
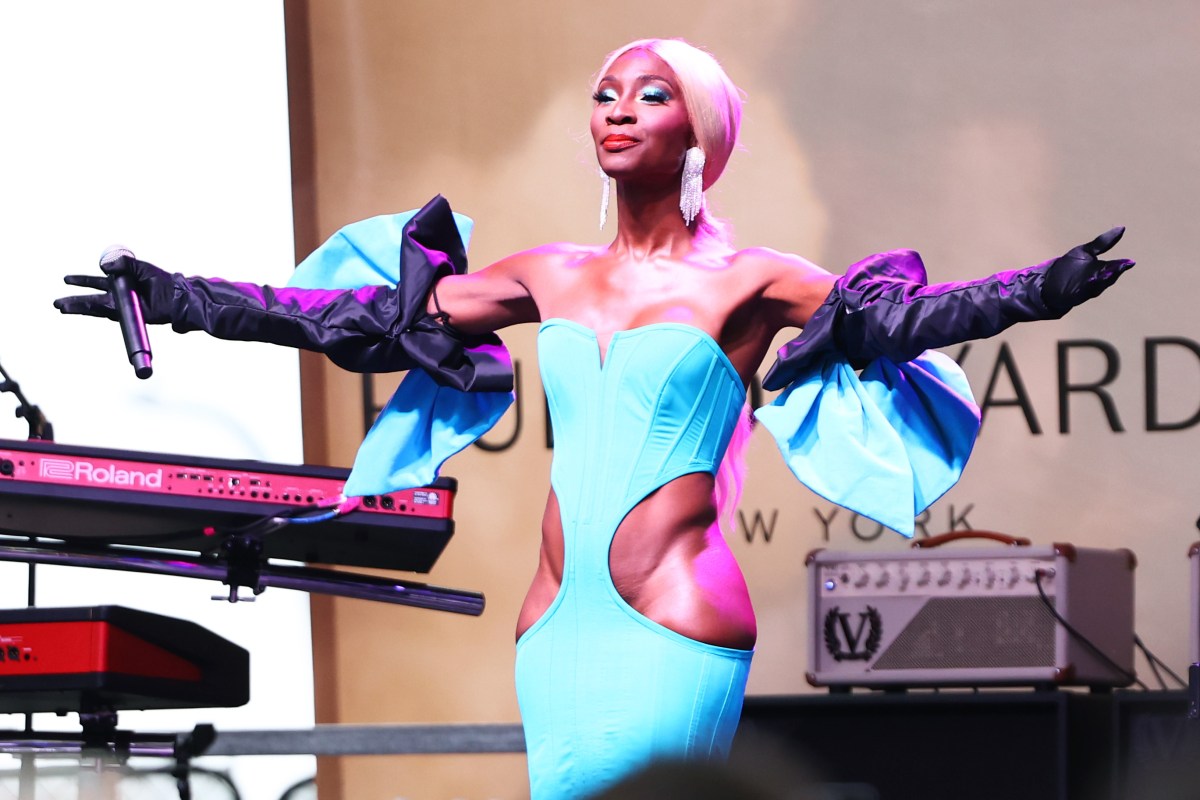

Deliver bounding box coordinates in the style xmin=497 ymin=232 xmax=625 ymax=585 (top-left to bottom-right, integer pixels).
xmin=0 ymin=438 xmax=456 ymax=573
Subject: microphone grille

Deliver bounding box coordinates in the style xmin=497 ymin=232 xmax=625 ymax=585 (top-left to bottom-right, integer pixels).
xmin=99 ymin=244 xmax=135 ymax=265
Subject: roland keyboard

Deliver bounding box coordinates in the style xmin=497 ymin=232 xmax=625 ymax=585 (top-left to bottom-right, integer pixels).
xmin=0 ymin=438 xmax=455 ymax=573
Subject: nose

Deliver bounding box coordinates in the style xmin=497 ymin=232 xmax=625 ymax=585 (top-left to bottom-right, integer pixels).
xmin=605 ymin=94 xmax=636 ymax=126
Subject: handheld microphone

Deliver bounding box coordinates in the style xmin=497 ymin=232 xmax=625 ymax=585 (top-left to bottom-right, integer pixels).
xmin=99 ymin=245 xmax=153 ymax=379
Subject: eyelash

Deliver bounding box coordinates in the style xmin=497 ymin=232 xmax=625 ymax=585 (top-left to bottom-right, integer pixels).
xmin=591 ymin=88 xmax=672 ymax=104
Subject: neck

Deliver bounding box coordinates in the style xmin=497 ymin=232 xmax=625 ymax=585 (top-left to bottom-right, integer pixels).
xmin=609 ymin=178 xmax=695 ymax=261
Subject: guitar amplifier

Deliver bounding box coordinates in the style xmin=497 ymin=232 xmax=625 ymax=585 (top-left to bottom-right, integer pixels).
xmin=807 ymin=539 xmax=1136 ymax=689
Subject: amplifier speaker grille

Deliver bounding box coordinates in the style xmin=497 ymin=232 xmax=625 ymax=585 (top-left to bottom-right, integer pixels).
xmin=873 ymin=596 xmax=1056 ymax=670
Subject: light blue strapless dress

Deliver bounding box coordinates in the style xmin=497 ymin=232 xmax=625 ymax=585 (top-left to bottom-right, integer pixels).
xmin=515 ymin=319 xmax=754 ymax=800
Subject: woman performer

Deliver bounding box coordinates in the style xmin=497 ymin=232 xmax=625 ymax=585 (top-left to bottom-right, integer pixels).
xmin=56 ymin=38 xmax=1132 ymax=800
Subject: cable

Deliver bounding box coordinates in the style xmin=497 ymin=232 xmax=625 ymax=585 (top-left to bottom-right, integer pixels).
xmin=1134 ymin=634 xmax=1187 ymax=689
xmin=1141 ymin=641 xmax=1167 ymax=690
xmin=226 ymin=494 xmax=360 ymax=532
xmin=254 ymin=494 xmax=362 ymax=528
xmin=44 ymin=494 xmax=363 ymax=550
xmin=277 ymin=508 xmax=340 ymax=525
xmin=1033 ymin=569 xmax=1146 ymax=690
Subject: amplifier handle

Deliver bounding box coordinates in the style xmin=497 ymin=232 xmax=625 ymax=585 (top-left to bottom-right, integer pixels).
xmin=912 ymin=530 xmax=1031 ymax=549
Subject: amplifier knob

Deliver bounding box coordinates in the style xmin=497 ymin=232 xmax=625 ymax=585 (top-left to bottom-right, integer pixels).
xmin=936 ymin=568 xmax=952 ymax=587
xmin=916 ymin=568 xmax=931 ymax=587
xmin=958 ymin=568 xmax=972 ymax=588
xmin=875 ymin=571 xmax=890 ymax=588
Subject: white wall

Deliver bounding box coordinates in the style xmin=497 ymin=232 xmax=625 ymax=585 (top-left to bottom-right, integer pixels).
xmin=0 ymin=3 xmax=313 ymax=798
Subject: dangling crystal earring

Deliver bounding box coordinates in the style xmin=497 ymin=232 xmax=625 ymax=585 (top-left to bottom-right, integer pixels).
xmin=599 ymin=170 xmax=612 ymax=230
xmin=680 ymin=146 xmax=706 ymax=226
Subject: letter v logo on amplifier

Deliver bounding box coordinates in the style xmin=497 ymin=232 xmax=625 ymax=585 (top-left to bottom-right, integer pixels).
xmin=823 ymin=606 xmax=883 ymax=662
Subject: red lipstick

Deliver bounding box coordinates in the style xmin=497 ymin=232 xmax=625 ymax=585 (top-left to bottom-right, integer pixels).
xmin=602 ymin=134 xmax=639 ymax=152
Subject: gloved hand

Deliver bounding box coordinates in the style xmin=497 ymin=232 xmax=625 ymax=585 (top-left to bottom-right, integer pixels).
xmin=54 ymin=258 xmax=180 ymax=324
xmin=1040 ymin=226 xmax=1134 ymax=315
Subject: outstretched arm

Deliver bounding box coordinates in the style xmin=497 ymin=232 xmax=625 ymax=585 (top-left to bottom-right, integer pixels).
xmin=53 ymin=196 xmax=519 ymax=391
xmin=762 ymin=227 xmax=1134 ymax=388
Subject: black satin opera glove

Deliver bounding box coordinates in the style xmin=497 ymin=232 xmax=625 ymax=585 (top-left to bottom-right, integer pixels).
xmin=54 ymin=196 xmax=513 ymax=393
xmin=762 ymin=227 xmax=1134 ymax=391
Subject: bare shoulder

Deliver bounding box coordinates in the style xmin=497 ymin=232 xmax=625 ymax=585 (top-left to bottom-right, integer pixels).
xmin=436 ymin=242 xmax=601 ymax=333
xmin=481 ymin=242 xmax=601 ymax=282
xmin=732 ymin=246 xmax=838 ymax=327
xmin=732 ymin=246 xmax=829 ymax=279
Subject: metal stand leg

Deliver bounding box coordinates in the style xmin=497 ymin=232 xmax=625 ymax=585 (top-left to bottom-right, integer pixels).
xmin=79 ymin=711 xmax=122 ymax=800
xmin=17 ymin=751 xmax=35 ymax=800
xmin=1188 ymin=663 xmax=1200 ymax=720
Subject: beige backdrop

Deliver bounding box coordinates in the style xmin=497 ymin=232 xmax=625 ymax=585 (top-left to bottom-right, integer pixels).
xmin=290 ymin=1 xmax=1199 ymax=797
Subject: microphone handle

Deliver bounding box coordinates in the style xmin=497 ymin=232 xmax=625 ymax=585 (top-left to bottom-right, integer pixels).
xmin=109 ymin=262 xmax=154 ymax=379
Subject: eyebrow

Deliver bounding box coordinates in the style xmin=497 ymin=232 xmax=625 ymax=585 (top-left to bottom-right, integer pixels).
xmin=598 ymin=73 xmax=677 ymax=86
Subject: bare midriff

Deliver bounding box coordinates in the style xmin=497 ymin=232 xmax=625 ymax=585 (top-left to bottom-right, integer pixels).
xmin=515 ymin=472 xmax=758 ymax=651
